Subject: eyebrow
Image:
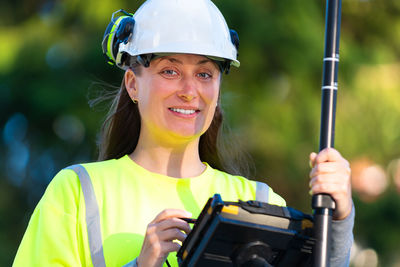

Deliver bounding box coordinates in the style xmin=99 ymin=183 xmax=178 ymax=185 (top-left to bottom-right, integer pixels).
xmin=160 ymin=57 xmax=213 ymax=65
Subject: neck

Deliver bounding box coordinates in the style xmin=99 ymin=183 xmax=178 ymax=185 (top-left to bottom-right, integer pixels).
xmin=129 ymin=132 xmax=205 ymax=178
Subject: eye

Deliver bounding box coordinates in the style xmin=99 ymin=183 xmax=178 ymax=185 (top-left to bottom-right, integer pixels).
xmin=197 ymin=72 xmax=212 ymax=79
xmin=160 ymin=69 xmax=178 ymax=76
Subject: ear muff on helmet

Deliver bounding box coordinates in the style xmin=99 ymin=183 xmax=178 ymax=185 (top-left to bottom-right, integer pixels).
xmin=230 ymin=29 xmax=240 ymax=56
xmin=102 ymin=9 xmax=135 ymax=65
xmin=215 ymin=29 xmax=239 ymax=74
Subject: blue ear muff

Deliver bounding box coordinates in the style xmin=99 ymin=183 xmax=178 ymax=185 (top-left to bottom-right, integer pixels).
xmin=230 ymin=29 xmax=240 ymax=57
xmin=102 ymin=9 xmax=135 ymax=65
xmin=217 ymin=29 xmax=240 ymax=74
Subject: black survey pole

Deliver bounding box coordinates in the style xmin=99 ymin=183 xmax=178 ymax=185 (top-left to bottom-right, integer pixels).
xmin=312 ymin=0 xmax=341 ymax=266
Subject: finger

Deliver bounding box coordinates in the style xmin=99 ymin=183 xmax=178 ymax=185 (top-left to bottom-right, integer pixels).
xmin=159 ymin=228 xmax=187 ymax=243
xmin=310 ymin=181 xmax=344 ymax=194
xmin=310 ymin=183 xmax=352 ymax=218
xmin=309 ymin=171 xmax=350 ymax=186
xmin=152 ymin=209 xmax=192 ymax=223
xmin=161 ymin=240 xmax=182 ymax=254
xmin=176 ymin=218 xmax=192 ymax=234
xmin=309 ymin=152 xmax=318 ymax=168
xmin=314 ymin=148 xmax=344 ymax=164
xmin=309 ymin=162 xmax=350 ymax=179
xmin=309 ymin=176 xmax=349 ymax=195
xmin=155 ymin=218 xmax=192 ymax=234
xmin=310 ymin=177 xmax=349 ymax=195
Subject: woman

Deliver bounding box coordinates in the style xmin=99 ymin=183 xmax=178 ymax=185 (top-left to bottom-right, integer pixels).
xmin=14 ymin=0 xmax=354 ymax=266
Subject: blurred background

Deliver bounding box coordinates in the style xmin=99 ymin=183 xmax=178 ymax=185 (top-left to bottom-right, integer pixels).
xmin=1 ymin=0 xmax=400 ymax=266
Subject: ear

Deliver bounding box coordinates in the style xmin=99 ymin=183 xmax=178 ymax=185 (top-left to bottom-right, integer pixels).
xmin=124 ymin=69 xmax=138 ymax=100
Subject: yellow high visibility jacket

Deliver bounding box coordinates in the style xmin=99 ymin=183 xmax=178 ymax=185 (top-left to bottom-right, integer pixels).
xmin=13 ymin=155 xmax=285 ymax=267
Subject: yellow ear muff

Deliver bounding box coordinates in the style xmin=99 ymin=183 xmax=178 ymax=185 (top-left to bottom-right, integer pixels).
xmin=101 ymin=10 xmax=135 ymax=65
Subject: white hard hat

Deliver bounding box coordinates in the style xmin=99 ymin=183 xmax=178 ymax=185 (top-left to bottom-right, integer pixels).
xmin=103 ymin=0 xmax=240 ymax=72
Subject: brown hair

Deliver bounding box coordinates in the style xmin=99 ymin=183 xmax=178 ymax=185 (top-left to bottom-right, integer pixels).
xmin=96 ymin=69 xmax=253 ymax=177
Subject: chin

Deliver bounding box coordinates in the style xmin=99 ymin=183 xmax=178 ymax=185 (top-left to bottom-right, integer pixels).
xmin=167 ymin=126 xmax=204 ymax=140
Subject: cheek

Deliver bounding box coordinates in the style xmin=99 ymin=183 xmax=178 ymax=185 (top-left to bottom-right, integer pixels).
xmin=203 ymin=84 xmax=220 ymax=104
xmin=138 ymin=79 xmax=172 ymax=105
xmin=202 ymin=85 xmax=220 ymax=125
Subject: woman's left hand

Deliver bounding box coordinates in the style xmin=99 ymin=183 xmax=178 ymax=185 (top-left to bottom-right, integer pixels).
xmin=309 ymin=148 xmax=352 ymax=220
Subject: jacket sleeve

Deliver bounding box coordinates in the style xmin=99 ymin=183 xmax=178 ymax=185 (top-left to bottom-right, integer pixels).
xmin=330 ymin=202 xmax=355 ymax=267
xmin=13 ymin=169 xmax=89 ymax=267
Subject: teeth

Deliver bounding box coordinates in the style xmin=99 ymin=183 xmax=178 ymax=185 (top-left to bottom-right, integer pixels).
xmin=170 ymin=108 xmax=196 ymax=115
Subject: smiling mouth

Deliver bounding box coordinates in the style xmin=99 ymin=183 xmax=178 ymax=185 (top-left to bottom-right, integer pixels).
xmin=168 ymin=108 xmax=199 ymax=115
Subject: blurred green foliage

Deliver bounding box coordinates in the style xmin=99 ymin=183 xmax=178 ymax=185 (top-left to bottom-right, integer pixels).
xmin=1 ymin=0 xmax=400 ymax=266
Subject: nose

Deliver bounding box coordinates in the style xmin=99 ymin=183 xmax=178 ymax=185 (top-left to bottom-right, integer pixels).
xmin=178 ymin=93 xmax=195 ymax=102
xmin=178 ymin=76 xmax=197 ymax=102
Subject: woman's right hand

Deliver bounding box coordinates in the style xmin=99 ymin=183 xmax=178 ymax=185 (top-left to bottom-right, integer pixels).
xmin=137 ymin=209 xmax=192 ymax=267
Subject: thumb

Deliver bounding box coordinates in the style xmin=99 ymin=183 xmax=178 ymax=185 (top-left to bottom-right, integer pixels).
xmin=309 ymin=152 xmax=318 ymax=168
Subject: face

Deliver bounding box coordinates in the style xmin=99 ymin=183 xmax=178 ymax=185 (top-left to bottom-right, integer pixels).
xmin=125 ymin=54 xmax=221 ymax=145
